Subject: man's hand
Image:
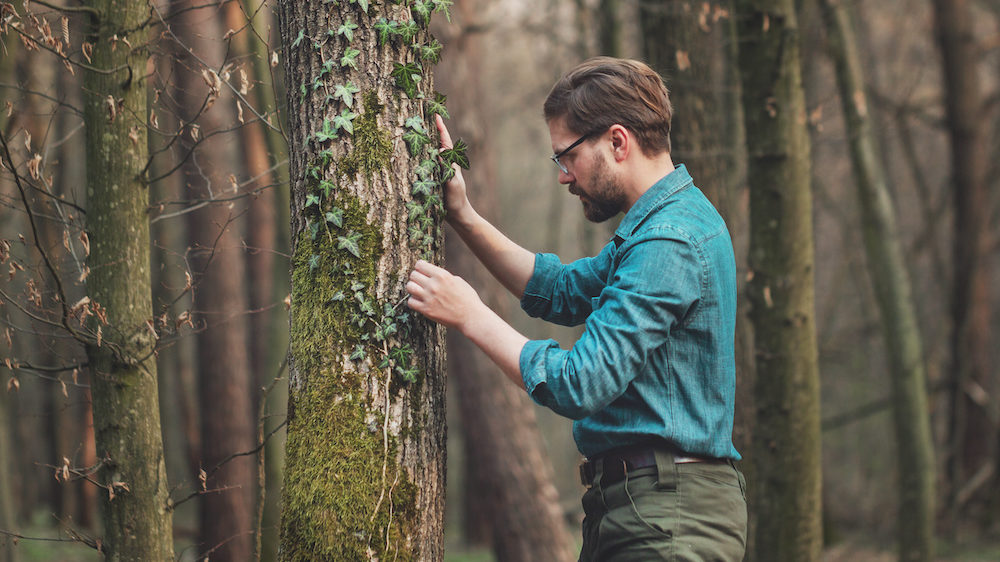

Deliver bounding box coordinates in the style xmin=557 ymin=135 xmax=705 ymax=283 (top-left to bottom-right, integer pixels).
xmin=435 ymin=114 xmax=473 ymax=224
xmin=406 ymin=260 xmax=483 ymax=331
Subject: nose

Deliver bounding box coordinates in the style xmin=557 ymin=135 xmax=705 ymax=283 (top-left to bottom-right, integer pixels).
xmin=558 ymin=168 xmax=573 ymax=184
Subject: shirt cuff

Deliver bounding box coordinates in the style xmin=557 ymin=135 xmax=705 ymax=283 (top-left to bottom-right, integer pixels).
xmin=520 ymin=253 xmax=562 ymax=317
xmin=519 ymin=338 xmax=559 ymax=407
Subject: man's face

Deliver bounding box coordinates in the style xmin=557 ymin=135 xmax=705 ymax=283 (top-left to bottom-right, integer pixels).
xmin=548 ymin=117 xmax=626 ymax=223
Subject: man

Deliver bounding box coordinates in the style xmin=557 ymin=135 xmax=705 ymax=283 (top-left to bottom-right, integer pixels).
xmin=406 ymin=57 xmax=747 ymax=561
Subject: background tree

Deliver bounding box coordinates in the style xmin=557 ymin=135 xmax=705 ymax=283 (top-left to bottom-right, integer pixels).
xmin=276 ymin=0 xmax=452 ymax=558
xmin=735 ymin=0 xmax=823 ymax=560
xmin=932 ymin=0 xmax=995 ymax=534
xmin=435 ymin=1 xmax=577 ymax=559
xmin=81 ymin=0 xmax=175 ymax=555
xmin=818 ymin=0 xmax=935 ymax=559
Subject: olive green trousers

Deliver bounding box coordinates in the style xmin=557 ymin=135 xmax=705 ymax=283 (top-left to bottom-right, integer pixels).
xmin=578 ymin=449 xmax=747 ymax=561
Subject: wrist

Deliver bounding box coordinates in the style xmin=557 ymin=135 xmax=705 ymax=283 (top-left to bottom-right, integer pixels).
xmin=446 ymin=203 xmax=479 ymax=232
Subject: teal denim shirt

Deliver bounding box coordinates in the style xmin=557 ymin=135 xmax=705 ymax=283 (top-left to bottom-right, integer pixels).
xmin=519 ymin=165 xmax=740 ymax=460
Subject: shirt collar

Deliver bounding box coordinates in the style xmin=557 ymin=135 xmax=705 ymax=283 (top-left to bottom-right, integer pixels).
xmin=613 ymin=164 xmax=693 ymax=245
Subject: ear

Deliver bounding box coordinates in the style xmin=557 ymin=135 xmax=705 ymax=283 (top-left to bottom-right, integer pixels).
xmin=607 ymin=124 xmax=630 ymax=163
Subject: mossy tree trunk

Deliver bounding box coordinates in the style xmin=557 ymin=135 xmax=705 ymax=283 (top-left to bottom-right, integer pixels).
xmin=277 ymin=1 xmax=449 ymax=559
xmin=932 ymin=0 xmax=994 ymax=532
xmin=818 ymin=1 xmax=934 ymax=559
xmin=734 ymin=1 xmax=823 ymax=560
xmin=82 ymin=0 xmax=174 ymax=558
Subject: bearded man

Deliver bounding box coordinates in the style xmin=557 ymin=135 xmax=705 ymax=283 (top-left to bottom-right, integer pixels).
xmin=406 ymin=57 xmax=747 ymax=561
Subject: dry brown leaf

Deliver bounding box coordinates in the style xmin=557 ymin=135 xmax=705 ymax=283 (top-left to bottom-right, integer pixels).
xmin=27 ymin=153 xmax=42 ymax=180
xmin=270 ymin=51 xmax=279 ymax=68
xmin=763 ymin=286 xmax=773 ymax=308
xmin=149 ymin=109 xmax=159 ymax=129
xmin=79 ymin=231 xmax=90 ymax=256
xmin=82 ymin=42 xmax=93 ymax=63
xmin=60 ymin=379 xmax=67 ymax=398
xmin=283 ymin=294 xmax=291 ymax=310
xmin=675 ymin=50 xmax=691 ymax=72
xmin=128 ymin=126 xmax=140 ymax=146
xmin=23 ymin=129 xmax=30 ymax=152
xmin=105 ymin=95 xmax=116 ymax=122
xmin=189 ymin=123 xmax=200 ymax=141
xmin=6 ymin=377 xmax=18 ymax=393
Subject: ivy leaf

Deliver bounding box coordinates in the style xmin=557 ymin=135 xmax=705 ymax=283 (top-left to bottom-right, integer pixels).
xmin=325 ymin=208 xmax=344 ymax=228
xmin=412 ymin=178 xmax=436 ymax=196
xmin=337 ymin=20 xmax=358 ymax=41
xmin=319 ymin=59 xmax=336 ymax=79
xmin=292 ymin=29 xmax=305 ymax=48
xmin=406 ymin=201 xmax=424 ymax=221
xmin=426 ymin=92 xmax=449 ymax=118
xmin=333 ymin=108 xmax=358 ymax=134
xmin=419 ymin=39 xmax=443 ymax=63
xmin=404 ymin=116 xmax=426 ymax=133
xmin=413 ymin=0 xmax=433 ymax=22
xmin=415 ymin=159 xmax=437 ymax=180
xmin=329 ymin=291 xmax=346 ymax=302
xmin=319 ymin=179 xmax=335 ymax=198
xmin=357 ymin=0 xmax=369 ymax=13
xmin=397 ymin=20 xmax=419 ymax=43
xmin=308 ymin=220 xmax=321 ymax=240
xmin=397 ymin=366 xmax=419 ymax=383
xmin=337 ymin=231 xmax=362 ymax=258
xmin=350 ymin=281 xmax=366 ymax=291
xmin=349 ymin=345 xmax=366 ymax=361
xmin=340 ymin=47 xmax=360 ymax=69
xmin=402 ymin=127 xmax=430 ymax=155
xmin=305 ymin=193 xmax=321 ymax=208
xmin=309 ymin=254 xmax=320 ymax=271
xmin=440 ymin=138 xmax=470 ymax=169
xmin=391 ymin=62 xmax=422 ymax=98
xmin=315 ymin=118 xmax=337 ymax=142
xmin=433 ymin=0 xmax=453 ymax=22
xmin=374 ymin=18 xmax=398 ymax=46
xmin=333 ymin=82 xmax=360 ymax=108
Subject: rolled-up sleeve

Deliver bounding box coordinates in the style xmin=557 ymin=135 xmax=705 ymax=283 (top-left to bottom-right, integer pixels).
xmin=520 ymin=244 xmax=614 ymax=326
xmin=519 ymin=232 xmax=703 ymax=419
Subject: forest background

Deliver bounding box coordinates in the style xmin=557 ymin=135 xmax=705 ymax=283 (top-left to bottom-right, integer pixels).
xmin=0 ymin=0 xmax=998 ymax=560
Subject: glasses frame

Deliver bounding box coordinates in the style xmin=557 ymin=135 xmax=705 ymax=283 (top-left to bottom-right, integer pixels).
xmin=550 ymin=131 xmax=596 ymax=174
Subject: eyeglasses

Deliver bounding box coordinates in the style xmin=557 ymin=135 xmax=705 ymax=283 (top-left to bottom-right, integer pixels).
xmin=550 ymin=131 xmax=595 ymax=174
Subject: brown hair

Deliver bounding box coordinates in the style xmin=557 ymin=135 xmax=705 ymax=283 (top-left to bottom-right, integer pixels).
xmin=544 ymin=57 xmax=672 ymax=155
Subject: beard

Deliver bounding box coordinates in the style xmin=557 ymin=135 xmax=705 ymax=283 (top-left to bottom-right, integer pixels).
xmin=573 ymin=151 xmax=627 ymax=223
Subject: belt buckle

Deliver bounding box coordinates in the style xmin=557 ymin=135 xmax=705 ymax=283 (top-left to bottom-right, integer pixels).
xmin=579 ymin=460 xmax=594 ymax=488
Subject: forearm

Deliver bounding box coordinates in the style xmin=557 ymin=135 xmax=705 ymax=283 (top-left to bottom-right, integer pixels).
xmin=448 ymin=207 xmax=535 ymax=299
xmin=460 ymin=302 xmax=529 ymax=390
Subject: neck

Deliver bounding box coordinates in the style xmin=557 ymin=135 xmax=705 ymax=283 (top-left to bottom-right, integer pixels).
xmin=622 ymin=152 xmax=675 ymax=211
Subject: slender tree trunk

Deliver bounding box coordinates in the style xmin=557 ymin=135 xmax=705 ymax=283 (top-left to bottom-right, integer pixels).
xmin=932 ymin=0 xmax=994 ymax=533
xmin=437 ymin=4 xmax=577 ymax=558
xmin=277 ymin=2 xmax=448 ymax=559
xmin=170 ymin=2 xmax=257 ymax=558
xmin=0 ymin=383 xmax=16 ymax=562
xmin=642 ymin=4 xmax=757 ymax=558
xmin=734 ymin=1 xmax=823 ymax=560
xmin=82 ymin=0 xmax=174 ymax=557
xmin=818 ymin=1 xmax=935 ymax=559
xmin=219 ymin=4 xmax=288 ymax=560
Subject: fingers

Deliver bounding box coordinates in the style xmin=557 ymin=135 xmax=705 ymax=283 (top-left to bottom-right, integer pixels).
xmin=413 ymin=259 xmax=444 ymax=276
xmin=435 ymin=114 xmax=453 ymax=150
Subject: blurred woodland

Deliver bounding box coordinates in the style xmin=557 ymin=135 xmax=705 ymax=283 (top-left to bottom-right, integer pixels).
xmin=0 ymin=0 xmax=998 ymax=560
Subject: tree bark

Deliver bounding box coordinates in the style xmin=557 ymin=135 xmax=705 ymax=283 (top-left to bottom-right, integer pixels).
xmin=734 ymin=1 xmax=823 ymax=560
xmin=277 ymin=2 xmax=448 ymax=559
xmin=0 ymin=383 xmax=16 ymax=562
xmin=818 ymin=1 xmax=935 ymax=559
xmin=170 ymin=1 xmax=257 ymax=558
xmin=932 ymin=0 xmax=994 ymax=532
xmin=82 ymin=0 xmax=174 ymax=557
